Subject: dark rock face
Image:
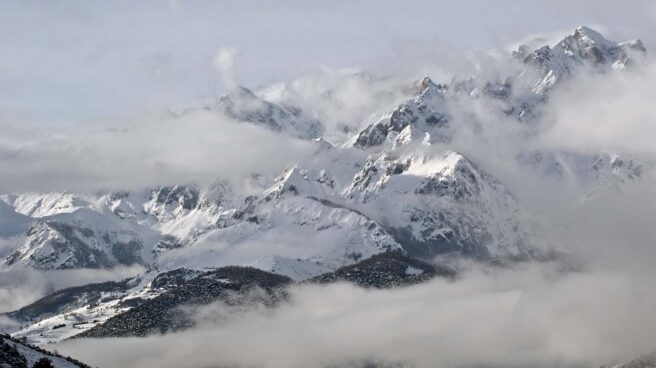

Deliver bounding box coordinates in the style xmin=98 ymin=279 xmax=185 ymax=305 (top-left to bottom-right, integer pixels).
xmin=76 ymin=267 xmax=292 ymax=338
xmin=309 ymin=252 xmax=455 ymax=288
xmin=416 ymin=164 xmax=481 ymax=200
xmin=355 ymin=122 xmax=389 ymax=147
xmin=111 ymin=240 xmax=144 ymax=266
xmin=385 ymin=226 xmax=485 ymax=260
xmin=151 ymin=185 xmax=200 ymax=211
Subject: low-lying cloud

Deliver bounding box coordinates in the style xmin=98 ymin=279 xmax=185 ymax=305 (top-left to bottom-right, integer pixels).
xmin=260 ymin=69 xmax=416 ymax=143
xmin=0 ymin=265 xmax=145 ymax=314
xmin=0 ymin=109 xmax=315 ymax=193
xmin=56 ymin=261 xmax=656 ymax=368
xmin=539 ymin=64 xmax=656 ymax=156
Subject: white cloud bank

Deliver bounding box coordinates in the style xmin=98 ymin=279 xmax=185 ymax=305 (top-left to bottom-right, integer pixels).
xmin=56 ymin=263 xmax=656 ymax=368
xmin=0 ymin=109 xmax=315 ymax=193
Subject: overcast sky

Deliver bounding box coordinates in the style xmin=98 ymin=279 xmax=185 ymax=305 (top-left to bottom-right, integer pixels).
xmin=1 ymin=0 xmax=656 ymax=124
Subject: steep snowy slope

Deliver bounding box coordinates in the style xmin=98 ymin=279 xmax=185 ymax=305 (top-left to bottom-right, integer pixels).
xmin=279 ymin=140 xmax=540 ymax=260
xmin=351 ymin=150 xmax=540 ymax=258
xmin=0 ymin=183 xmax=241 ymax=270
xmin=102 ymin=183 xmax=233 ymax=247
xmin=155 ymin=190 xmax=403 ymax=279
xmin=4 ymin=208 xmax=162 ymax=270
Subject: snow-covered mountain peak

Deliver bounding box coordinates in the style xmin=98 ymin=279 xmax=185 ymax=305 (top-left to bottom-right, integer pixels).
xmin=519 ymin=26 xmax=647 ymax=95
xmin=569 ymin=26 xmax=615 ymax=49
xmin=351 ymin=76 xmax=450 ymax=149
xmin=565 ymin=26 xmax=645 ymax=55
xmin=620 ymin=38 xmax=647 ymax=53
xmin=414 ymin=76 xmax=446 ymax=95
xmin=215 ymin=85 xmax=323 ymax=140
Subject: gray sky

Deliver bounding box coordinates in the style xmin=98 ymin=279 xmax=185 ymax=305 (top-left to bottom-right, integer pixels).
xmin=1 ymin=0 xmax=655 ymax=124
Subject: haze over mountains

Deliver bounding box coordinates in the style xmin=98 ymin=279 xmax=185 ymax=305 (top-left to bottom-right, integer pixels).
xmin=1 ymin=25 xmax=655 ymax=368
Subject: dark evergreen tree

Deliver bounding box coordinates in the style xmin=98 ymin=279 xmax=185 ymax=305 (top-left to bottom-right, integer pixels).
xmin=32 ymin=357 xmax=55 ymax=368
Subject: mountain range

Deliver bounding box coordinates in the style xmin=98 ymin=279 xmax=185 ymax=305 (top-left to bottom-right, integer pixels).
xmin=0 ymin=26 xmax=651 ymax=350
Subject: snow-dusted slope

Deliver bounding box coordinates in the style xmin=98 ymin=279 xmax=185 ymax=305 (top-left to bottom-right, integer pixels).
xmin=349 ymin=149 xmax=538 ymax=258
xmin=275 ymin=139 xmax=539 ymax=260
xmin=1 ymin=335 xmax=88 ymax=367
xmin=156 ymin=189 xmax=403 ymax=279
